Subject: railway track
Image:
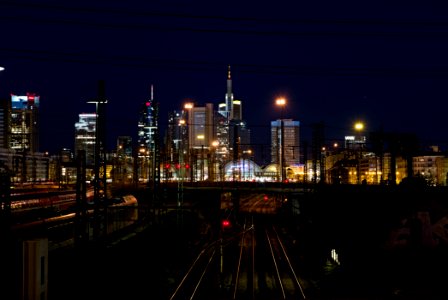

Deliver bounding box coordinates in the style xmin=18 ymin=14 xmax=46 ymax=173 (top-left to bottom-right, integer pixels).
xmin=169 ymin=213 xmax=308 ymax=300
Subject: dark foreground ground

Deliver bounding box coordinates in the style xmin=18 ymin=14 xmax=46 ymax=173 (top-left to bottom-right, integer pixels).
xmin=10 ymin=184 xmax=448 ymax=300
xmin=47 ymin=220 xmax=199 ymax=299
xmin=44 ymin=215 xmax=448 ymax=300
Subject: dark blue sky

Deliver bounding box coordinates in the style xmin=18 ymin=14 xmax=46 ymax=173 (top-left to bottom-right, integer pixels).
xmin=2 ymin=0 xmax=448 ymax=154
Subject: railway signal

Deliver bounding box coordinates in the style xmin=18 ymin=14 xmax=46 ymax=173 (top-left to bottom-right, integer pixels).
xmin=222 ymin=219 xmax=231 ymax=228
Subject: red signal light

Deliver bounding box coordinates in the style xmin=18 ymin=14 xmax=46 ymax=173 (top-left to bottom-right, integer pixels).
xmin=185 ymin=164 xmax=190 ymax=169
xmin=165 ymin=163 xmax=170 ymax=169
xmin=222 ymin=220 xmax=230 ymax=227
xmin=263 ymin=195 xmax=268 ymax=201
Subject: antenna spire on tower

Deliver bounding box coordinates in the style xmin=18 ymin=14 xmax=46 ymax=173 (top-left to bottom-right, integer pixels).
xmin=151 ymin=84 xmax=154 ymax=101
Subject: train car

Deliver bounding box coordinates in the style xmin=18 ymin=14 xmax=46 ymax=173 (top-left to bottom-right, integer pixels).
xmin=107 ymin=195 xmax=139 ymax=234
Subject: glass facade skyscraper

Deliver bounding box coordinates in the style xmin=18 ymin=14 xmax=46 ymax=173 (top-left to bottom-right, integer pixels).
xmin=10 ymin=93 xmax=40 ymax=153
xmin=74 ymin=113 xmax=96 ymax=166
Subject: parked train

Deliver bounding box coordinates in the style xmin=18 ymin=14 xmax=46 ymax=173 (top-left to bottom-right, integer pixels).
xmin=11 ymin=194 xmax=140 ymax=245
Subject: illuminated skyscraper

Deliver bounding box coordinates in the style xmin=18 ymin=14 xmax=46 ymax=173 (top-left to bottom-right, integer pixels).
xmin=219 ymin=65 xmax=243 ymax=121
xmin=10 ymin=93 xmax=40 ymax=153
xmin=74 ymin=113 xmax=96 ymax=166
xmin=188 ymin=103 xmax=214 ymax=149
xmin=137 ymin=85 xmax=158 ymax=153
xmin=216 ymin=66 xmax=250 ymax=163
xmin=137 ymin=85 xmax=160 ymax=184
xmin=271 ymin=119 xmax=300 ymax=166
xmin=0 ymin=97 xmax=10 ymax=149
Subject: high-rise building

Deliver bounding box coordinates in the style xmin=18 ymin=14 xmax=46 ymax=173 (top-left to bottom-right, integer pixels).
xmin=216 ymin=66 xmax=250 ymax=163
xmin=224 ymin=65 xmax=233 ymax=120
xmin=10 ymin=93 xmax=40 ymax=153
xmin=229 ymin=119 xmax=251 ymax=160
xmin=231 ymin=100 xmax=242 ymax=121
xmin=186 ymin=103 xmax=214 ymax=181
xmin=74 ymin=113 xmax=96 ymax=166
xmin=0 ymin=97 xmax=10 ymax=149
xmin=137 ymin=85 xmax=158 ymax=153
xmin=165 ymin=110 xmax=187 ymax=164
xmin=0 ymin=93 xmax=49 ymax=183
xmin=271 ymin=119 xmax=300 ymax=166
xmin=188 ymin=103 xmax=214 ymax=149
xmin=137 ymin=85 xmax=160 ymax=183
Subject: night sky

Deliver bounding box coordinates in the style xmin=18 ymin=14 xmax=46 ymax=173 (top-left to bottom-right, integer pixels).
xmin=2 ymin=1 xmax=448 ymax=155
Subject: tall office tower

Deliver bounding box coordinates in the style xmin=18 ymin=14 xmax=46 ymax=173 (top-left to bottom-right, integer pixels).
xmin=187 ymin=103 xmax=214 ymax=181
xmin=229 ymin=119 xmax=251 ymax=160
xmin=10 ymin=93 xmax=40 ymax=153
xmin=165 ymin=110 xmax=186 ymax=164
xmin=137 ymin=85 xmax=158 ymax=153
xmin=137 ymin=84 xmax=160 ymax=185
xmin=218 ymin=103 xmax=227 ymax=118
xmin=216 ymin=66 xmax=250 ymax=164
xmin=231 ymin=100 xmax=242 ymax=121
xmin=271 ymin=119 xmax=300 ymax=166
xmin=188 ymin=103 xmax=214 ymax=149
xmin=74 ymin=113 xmax=97 ymax=166
xmin=0 ymin=97 xmax=10 ymax=149
xmin=220 ymin=65 xmax=243 ymax=121
xmin=214 ymin=111 xmax=229 ymax=161
xmin=224 ymin=65 xmax=233 ymax=120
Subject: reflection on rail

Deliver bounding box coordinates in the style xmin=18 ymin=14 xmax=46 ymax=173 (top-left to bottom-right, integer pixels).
xmin=169 ymin=214 xmax=308 ymax=299
xmin=10 ymin=188 xmax=94 ymax=213
xmin=11 ymin=195 xmax=139 ymax=250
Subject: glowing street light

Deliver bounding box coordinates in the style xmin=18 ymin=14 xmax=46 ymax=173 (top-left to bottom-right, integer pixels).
xmin=183 ymin=102 xmax=194 ymax=182
xmin=275 ymin=98 xmax=287 ymax=182
xmin=354 ymin=122 xmax=364 ymax=131
xmin=354 ymin=121 xmax=365 ymax=184
xmin=276 ymin=98 xmax=286 ymax=107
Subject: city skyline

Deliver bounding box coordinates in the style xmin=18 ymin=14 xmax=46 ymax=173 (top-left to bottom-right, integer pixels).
xmin=2 ymin=1 xmax=448 ymax=154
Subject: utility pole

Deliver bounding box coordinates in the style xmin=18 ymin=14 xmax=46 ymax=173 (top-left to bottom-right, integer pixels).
xmin=88 ymin=80 xmax=108 ymax=241
xmin=311 ymin=122 xmax=325 ymax=184
xmin=75 ymin=150 xmax=89 ymax=246
xmin=148 ymin=86 xmax=162 ymax=218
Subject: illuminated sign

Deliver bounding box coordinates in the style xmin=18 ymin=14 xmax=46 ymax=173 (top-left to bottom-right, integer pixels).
xmin=11 ymin=93 xmax=40 ymax=109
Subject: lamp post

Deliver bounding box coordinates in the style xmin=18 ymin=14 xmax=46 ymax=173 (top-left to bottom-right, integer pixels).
xmin=211 ymin=140 xmax=219 ymax=181
xmin=243 ymin=149 xmax=252 ymax=181
xmin=196 ymin=135 xmax=205 ymax=181
xmin=184 ymin=102 xmax=193 ymax=182
xmin=276 ymin=98 xmax=286 ymax=182
xmin=354 ymin=121 xmax=364 ymax=184
xmin=177 ymin=119 xmax=185 ymax=229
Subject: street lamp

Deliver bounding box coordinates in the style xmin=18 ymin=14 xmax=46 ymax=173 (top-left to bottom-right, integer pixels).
xmin=275 ymin=98 xmax=286 ymax=182
xmin=242 ymin=149 xmax=252 ymax=181
xmin=184 ymin=102 xmax=194 ymax=182
xmin=354 ymin=121 xmax=364 ymax=184
xmin=197 ymin=134 xmax=205 ymax=181
xmin=211 ymin=140 xmax=219 ymax=181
